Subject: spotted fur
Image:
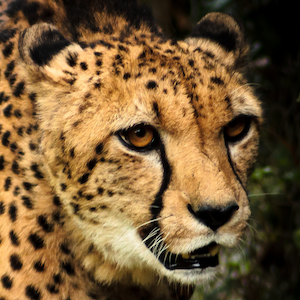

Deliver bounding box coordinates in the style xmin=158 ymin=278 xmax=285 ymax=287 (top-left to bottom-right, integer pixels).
xmin=0 ymin=0 xmax=262 ymax=299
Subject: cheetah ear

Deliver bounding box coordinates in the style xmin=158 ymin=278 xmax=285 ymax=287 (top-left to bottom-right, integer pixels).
xmin=187 ymin=13 xmax=249 ymax=69
xmin=18 ymin=23 xmax=83 ymax=83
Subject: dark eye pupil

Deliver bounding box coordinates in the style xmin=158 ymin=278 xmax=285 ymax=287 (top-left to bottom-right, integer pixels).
xmin=228 ymin=119 xmax=238 ymax=128
xmin=135 ymin=128 xmax=146 ymax=138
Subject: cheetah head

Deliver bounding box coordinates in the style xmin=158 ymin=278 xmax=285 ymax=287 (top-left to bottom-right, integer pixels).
xmin=18 ymin=13 xmax=262 ymax=286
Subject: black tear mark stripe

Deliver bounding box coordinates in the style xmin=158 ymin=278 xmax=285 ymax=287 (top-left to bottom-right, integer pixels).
xmin=225 ymin=140 xmax=248 ymax=197
xmin=150 ymin=141 xmax=172 ymax=219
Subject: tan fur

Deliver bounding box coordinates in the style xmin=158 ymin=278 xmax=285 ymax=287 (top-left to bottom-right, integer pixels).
xmin=0 ymin=0 xmax=262 ymax=299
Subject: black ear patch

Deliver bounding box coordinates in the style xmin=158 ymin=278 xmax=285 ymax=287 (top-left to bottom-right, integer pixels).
xmin=29 ymin=29 xmax=70 ymax=66
xmin=19 ymin=23 xmax=71 ymax=66
xmin=191 ymin=13 xmax=245 ymax=53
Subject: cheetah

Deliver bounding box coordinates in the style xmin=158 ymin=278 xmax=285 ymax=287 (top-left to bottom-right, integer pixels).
xmin=0 ymin=0 xmax=262 ymax=299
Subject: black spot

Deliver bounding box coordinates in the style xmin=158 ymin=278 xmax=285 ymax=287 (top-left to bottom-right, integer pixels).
xmin=97 ymin=187 xmax=104 ymax=195
xmin=37 ymin=215 xmax=54 ymax=233
xmin=29 ymin=28 xmax=71 ymax=66
xmin=95 ymin=59 xmax=102 ymax=67
xmin=80 ymin=62 xmax=87 ymax=70
xmin=30 ymin=163 xmax=44 ymax=179
xmin=0 ymin=91 xmax=10 ymax=104
xmin=210 ymin=76 xmax=224 ymax=85
xmin=0 ymin=156 xmax=5 ymax=170
xmin=188 ymin=59 xmax=194 ymax=67
xmin=10 ymin=253 xmax=23 ymax=270
xmin=78 ymin=173 xmax=89 ymax=184
xmin=33 ymin=260 xmax=45 ymax=272
xmin=85 ymin=194 xmax=94 ymax=201
xmin=52 ymin=211 xmax=61 ymax=223
xmin=46 ymin=283 xmax=59 ymax=294
xmin=61 ymin=261 xmax=75 ymax=276
xmin=123 ymin=72 xmax=131 ymax=80
xmin=13 ymin=186 xmax=20 ymax=196
xmin=0 ymin=201 xmax=4 ymax=214
xmin=66 ymin=52 xmax=78 ymax=67
xmin=26 ymin=125 xmax=33 ymax=135
xmin=4 ymin=60 xmax=15 ymax=79
xmin=9 ymin=230 xmax=19 ymax=246
xmin=95 ymin=143 xmax=103 ymax=154
xmin=146 ymin=80 xmax=158 ymax=89
xmin=2 ymin=42 xmax=14 ymax=57
xmin=29 ymin=92 xmax=36 ymax=101
xmin=0 ymin=28 xmax=17 ymax=44
xmin=17 ymin=127 xmax=24 ymax=136
xmin=25 ymin=285 xmax=41 ymax=300
xmin=2 ymin=131 xmax=10 ymax=146
xmin=194 ymin=47 xmax=203 ymax=53
xmin=53 ymin=273 xmax=62 ymax=284
xmin=14 ymin=109 xmax=22 ymax=118
xmin=100 ymin=205 xmax=107 ymax=210
xmin=10 ymin=142 xmax=17 ymax=152
xmin=53 ymin=196 xmax=61 ymax=206
xmin=118 ymin=44 xmax=128 ymax=52
xmin=28 ymin=233 xmax=45 ymax=250
xmin=71 ymin=203 xmax=79 ymax=214
xmin=152 ymin=102 xmax=160 ymax=118
xmin=9 ymin=203 xmax=17 ymax=222
xmin=4 ymin=177 xmax=11 ymax=191
xmin=61 ymin=183 xmax=67 ymax=191
xmin=69 ymin=147 xmax=75 ymax=158
xmin=9 ymin=74 xmax=17 ymax=86
xmin=94 ymin=80 xmax=101 ymax=89
xmin=107 ymin=190 xmax=114 ymax=197
xmin=87 ymin=159 xmax=97 ymax=170
xmin=1 ymin=275 xmax=13 ymax=289
xmin=29 ymin=142 xmax=37 ymax=151
xmin=11 ymin=160 xmax=19 ymax=174
xmin=3 ymin=104 xmax=12 ymax=117
xmin=13 ymin=81 xmax=25 ymax=97
xmin=22 ymin=196 xmax=34 ymax=209
xmin=60 ymin=242 xmax=71 ymax=255
xmin=225 ymin=96 xmax=232 ymax=106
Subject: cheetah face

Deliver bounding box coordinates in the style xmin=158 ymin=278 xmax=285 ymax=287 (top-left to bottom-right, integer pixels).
xmin=18 ymin=13 xmax=262 ymax=285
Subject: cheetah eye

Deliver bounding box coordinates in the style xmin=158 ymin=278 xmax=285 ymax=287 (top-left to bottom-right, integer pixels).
xmin=224 ymin=115 xmax=252 ymax=143
xmin=118 ymin=124 xmax=159 ymax=151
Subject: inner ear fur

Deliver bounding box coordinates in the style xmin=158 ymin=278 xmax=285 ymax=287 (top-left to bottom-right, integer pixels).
xmin=18 ymin=23 xmax=83 ymax=82
xmin=187 ymin=12 xmax=249 ymax=70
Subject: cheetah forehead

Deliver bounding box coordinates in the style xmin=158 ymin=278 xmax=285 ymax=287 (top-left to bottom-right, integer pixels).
xmin=18 ymin=23 xmax=261 ymax=140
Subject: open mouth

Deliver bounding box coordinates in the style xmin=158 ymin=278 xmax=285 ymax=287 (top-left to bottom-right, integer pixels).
xmin=159 ymin=242 xmax=220 ymax=271
xmin=142 ymin=226 xmax=221 ymax=271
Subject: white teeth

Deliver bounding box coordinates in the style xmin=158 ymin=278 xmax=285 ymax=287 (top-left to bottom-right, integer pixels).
xmin=208 ymin=244 xmax=221 ymax=256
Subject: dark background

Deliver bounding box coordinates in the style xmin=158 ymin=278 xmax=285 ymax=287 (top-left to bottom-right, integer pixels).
xmin=141 ymin=0 xmax=300 ymax=299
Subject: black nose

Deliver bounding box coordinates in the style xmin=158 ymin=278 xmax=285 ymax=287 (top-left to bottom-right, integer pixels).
xmin=188 ymin=203 xmax=239 ymax=231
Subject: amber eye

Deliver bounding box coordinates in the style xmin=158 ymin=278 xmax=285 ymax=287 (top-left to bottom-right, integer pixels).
xmin=119 ymin=124 xmax=158 ymax=150
xmin=224 ymin=116 xmax=251 ymax=143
